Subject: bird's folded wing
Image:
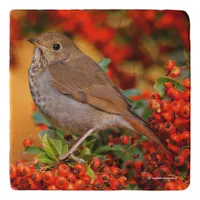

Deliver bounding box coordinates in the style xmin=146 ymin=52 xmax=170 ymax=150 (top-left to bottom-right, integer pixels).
xmin=48 ymin=55 xmax=132 ymax=115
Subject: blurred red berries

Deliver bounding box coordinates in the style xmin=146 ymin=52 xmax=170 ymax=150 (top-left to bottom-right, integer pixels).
xmin=23 ymin=138 xmax=33 ymax=147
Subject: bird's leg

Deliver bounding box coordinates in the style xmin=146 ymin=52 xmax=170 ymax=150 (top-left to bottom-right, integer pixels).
xmin=59 ymin=128 xmax=95 ymax=160
xmin=70 ymin=154 xmax=85 ymax=163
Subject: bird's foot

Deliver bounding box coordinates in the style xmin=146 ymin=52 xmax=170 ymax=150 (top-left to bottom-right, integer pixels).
xmin=59 ymin=153 xmax=85 ymax=163
xmin=70 ymin=154 xmax=85 ymax=163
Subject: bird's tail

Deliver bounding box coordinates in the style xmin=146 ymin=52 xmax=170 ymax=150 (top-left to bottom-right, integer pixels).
xmin=124 ymin=116 xmax=171 ymax=155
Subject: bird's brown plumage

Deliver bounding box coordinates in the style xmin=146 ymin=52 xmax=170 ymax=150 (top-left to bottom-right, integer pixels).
xmin=28 ymin=32 xmax=171 ymax=158
xmin=48 ymin=55 xmax=133 ymax=115
xmin=48 ymin=53 xmax=170 ymax=154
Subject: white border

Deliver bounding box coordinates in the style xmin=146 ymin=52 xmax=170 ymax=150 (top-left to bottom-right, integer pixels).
xmin=1 ymin=0 xmax=200 ymax=199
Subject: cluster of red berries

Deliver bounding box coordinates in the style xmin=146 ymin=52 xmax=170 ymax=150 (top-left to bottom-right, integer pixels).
xmin=10 ymin=157 xmax=134 ymax=190
xmin=146 ymin=60 xmax=190 ymax=189
xmin=10 ymin=160 xmax=88 ymax=190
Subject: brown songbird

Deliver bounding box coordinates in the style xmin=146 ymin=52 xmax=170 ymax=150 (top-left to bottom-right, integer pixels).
xmin=28 ymin=32 xmax=170 ymax=160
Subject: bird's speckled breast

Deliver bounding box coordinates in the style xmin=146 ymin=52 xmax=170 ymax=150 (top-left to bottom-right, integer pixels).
xmin=28 ymin=48 xmax=133 ymax=134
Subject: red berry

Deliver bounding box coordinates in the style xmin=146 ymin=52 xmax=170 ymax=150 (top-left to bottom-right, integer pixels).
xmin=119 ymin=135 xmax=129 ymax=145
xmin=171 ymin=99 xmax=185 ymax=114
xmin=174 ymin=154 xmax=185 ymax=167
xmin=98 ymin=172 xmax=110 ymax=183
xmin=31 ymin=171 xmax=42 ymax=182
xmin=10 ymin=163 xmax=17 ymax=180
xmin=55 ymin=176 xmax=68 ymax=190
xmin=153 ymin=122 xmax=165 ymax=132
xmin=58 ymin=164 xmax=70 ymax=177
xmin=159 ymin=165 xmax=170 ymax=176
xmin=42 ymin=171 xmax=55 ymax=185
xmin=170 ymin=133 xmax=181 ymax=145
xmin=73 ymin=163 xmax=86 ymax=177
xmin=180 ymin=148 xmax=190 ymax=160
xmin=179 ymin=102 xmax=190 ymax=119
xmin=65 ymin=183 xmax=76 ymax=190
xmin=161 ymin=111 xmax=174 ymax=122
xmin=167 ymin=143 xmax=179 ymax=154
xmin=163 ymin=122 xmax=176 ymax=135
xmin=174 ymin=117 xmax=190 ymax=132
xmin=110 ymin=166 xmax=120 ymax=176
xmin=118 ymin=176 xmax=127 ymax=187
xmin=16 ymin=160 xmax=24 ymax=175
xmin=67 ymin=172 xmax=76 ymax=183
xmin=47 ymin=184 xmax=57 ymax=190
xmin=23 ymin=178 xmax=38 ymax=190
xmin=106 ymin=69 xmax=114 ymax=80
xmin=75 ymin=179 xmax=86 ymax=190
xmin=151 ymin=93 xmax=161 ymax=100
xmin=149 ymin=99 xmax=161 ymax=113
xmin=110 ymin=179 xmax=124 ymax=190
xmin=183 ymin=89 xmax=190 ymax=101
xmin=81 ymin=175 xmax=92 ymax=185
xmin=101 ymin=165 xmax=111 ymax=173
xmin=160 ymin=100 xmax=171 ymax=112
xmin=104 ymin=187 xmax=111 ymax=190
xmin=23 ymin=138 xmax=33 ymax=147
xmin=167 ymin=87 xmax=182 ymax=100
xmin=164 ymin=181 xmax=176 ymax=190
xmin=149 ymin=113 xmax=162 ymax=122
xmin=22 ymin=166 xmax=33 ymax=177
xmin=125 ymin=160 xmax=135 ymax=170
xmin=85 ymin=187 xmax=93 ymax=190
xmin=91 ymin=157 xmax=102 ymax=171
xmin=170 ymin=66 xmax=181 ymax=78
xmin=92 ymin=179 xmax=103 ymax=190
xmin=141 ymin=172 xmax=152 ymax=182
xmin=166 ymin=60 xmax=176 ymax=74
xmin=164 ymin=82 xmax=173 ymax=89
xmin=182 ymin=78 xmax=190 ymax=88
xmin=180 ymin=131 xmax=190 ymax=145
xmin=134 ymin=160 xmax=144 ymax=173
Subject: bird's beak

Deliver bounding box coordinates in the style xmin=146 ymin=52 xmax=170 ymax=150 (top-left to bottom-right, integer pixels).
xmin=27 ymin=38 xmax=47 ymax=50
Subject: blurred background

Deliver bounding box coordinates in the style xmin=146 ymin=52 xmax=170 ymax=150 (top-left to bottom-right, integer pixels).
xmin=10 ymin=10 xmax=189 ymax=163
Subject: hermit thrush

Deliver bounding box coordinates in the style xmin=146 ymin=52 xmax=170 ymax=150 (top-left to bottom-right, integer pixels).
xmin=28 ymin=32 xmax=170 ymax=160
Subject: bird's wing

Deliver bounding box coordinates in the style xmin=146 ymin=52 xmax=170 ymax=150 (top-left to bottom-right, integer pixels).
xmin=48 ymin=55 xmax=133 ymax=115
xmin=48 ymin=55 xmax=171 ymax=154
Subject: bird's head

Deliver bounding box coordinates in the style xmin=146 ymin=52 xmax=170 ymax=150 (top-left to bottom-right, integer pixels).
xmin=28 ymin=32 xmax=82 ymax=64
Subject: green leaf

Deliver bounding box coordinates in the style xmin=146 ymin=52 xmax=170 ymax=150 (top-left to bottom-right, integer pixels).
xmin=134 ymin=100 xmax=146 ymax=110
xmin=42 ymin=134 xmax=58 ymax=161
xmin=61 ymin=144 xmax=68 ymax=155
xmin=143 ymin=106 xmax=153 ymax=121
xmin=84 ymin=138 xmax=97 ymax=147
xmin=38 ymin=153 xmax=54 ymax=164
xmin=122 ymin=89 xmax=140 ymax=98
xmin=48 ymin=137 xmax=62 ymax=155
xmin=24 ymin=145 xmax=44 ymax=155
xmin=179 ymin=164 xmax=188 ymax=179
xmin=154 ymin=77 xmax=185 ymax=95
xmin=38 ymin=130 xmax=47 ymax=140
xmin=98 ymin=58 xmax=111 ymax=72
xmin=94 ymin=145 xmax=122 ymax=154
xmin=80 ymin=147 xmax=91 ymax=157
xmin=32 ymin=111 xmax=51 ymax=126
xmin=126 ymin=183 xmax=139 ymax=190
xmin=82 ymin=154 xmax=97 ymax=161
xmin=86 ymin=164 xmax=96 ymax=180
xmin=56 ymin=129 xmax=66 ymax=139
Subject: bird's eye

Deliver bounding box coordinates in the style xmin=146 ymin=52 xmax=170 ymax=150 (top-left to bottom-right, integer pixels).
xmin=53 ymin=43 xmax=61 ymax=51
